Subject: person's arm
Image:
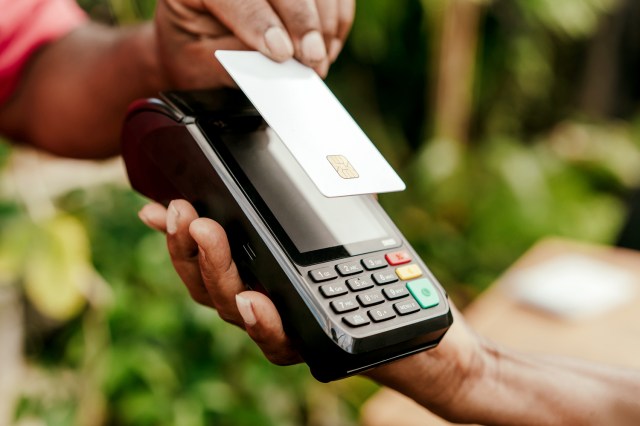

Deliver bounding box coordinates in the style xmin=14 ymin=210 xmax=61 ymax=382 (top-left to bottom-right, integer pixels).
xmin=139 ymin=199 xmax=640 ymax=425
xmin=0 ymin=0 xmax=354 ymax=159
xmin=367 ymin=329 xmax=640 ymax=425
xmin=0 ymin=23 xmax=162 ymax=158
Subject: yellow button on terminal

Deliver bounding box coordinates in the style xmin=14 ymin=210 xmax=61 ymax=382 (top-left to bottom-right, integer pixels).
xmin=395 ymin=264 xmax=423 ymax=281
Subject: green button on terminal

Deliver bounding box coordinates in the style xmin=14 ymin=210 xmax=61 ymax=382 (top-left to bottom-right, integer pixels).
xmin=407 ymin=278 xmax=440 ymax=309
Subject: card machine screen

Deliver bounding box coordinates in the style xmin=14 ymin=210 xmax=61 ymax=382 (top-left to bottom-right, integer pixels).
xmin=217 ymin=126 xmax=400 ymax=264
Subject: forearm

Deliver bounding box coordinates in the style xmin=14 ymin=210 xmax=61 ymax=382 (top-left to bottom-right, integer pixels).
xmin=465 ymin=343 xmax=640 ymax=425
xmin=0 ymin=22 xmax=167 ymax=158
xmin=373 ymin=338 xmax=640 ymax=425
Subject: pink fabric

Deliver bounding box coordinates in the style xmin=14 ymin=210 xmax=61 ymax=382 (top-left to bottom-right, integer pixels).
xmin=0 ymin=0 xmax=87 ymax=105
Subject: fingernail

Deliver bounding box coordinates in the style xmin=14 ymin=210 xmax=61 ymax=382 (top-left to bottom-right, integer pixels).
xmin=301 ymin=30 xmax=327 ymax=64
xmin=138 ymin=209 xmax=152 ymax=228
xmin=328 ymin=38 xmax=342 ymax=62
xmin=236 ymin=294 xmax=257 ymax=327
xmin=166 ymin=202 xmax=179 ymax=235
xmin=316 ymin=60 xmax=329 ymax=78
xmin=264 ymin=27 xmax=294 ymax=61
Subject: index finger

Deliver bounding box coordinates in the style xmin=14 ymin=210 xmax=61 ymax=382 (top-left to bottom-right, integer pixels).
xmin=336 ymin=0 xmax=355 ymax=42
xmin=203 ymin=0 xmax=295 ymax=62
xmin=269 ymin=0 xmax=327 ymax=65
xmin=189 ymin=217 xmax=247 ymax=327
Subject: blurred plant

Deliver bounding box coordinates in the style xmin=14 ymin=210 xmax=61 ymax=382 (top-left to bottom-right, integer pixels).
xmin=515 ymin=0 xmax=619 ymax=38
xmin=0 ymin=140 xmax=375 ymax=426
xmin=2 ymin=0 xmax=640 ymax=424
xmin=325 ymin=0 xmax=639 ymax=300
xmin=388 ymin=119 xmax=637 ymax=297
xmin=1 ymin=214 xmax=92 ymax=321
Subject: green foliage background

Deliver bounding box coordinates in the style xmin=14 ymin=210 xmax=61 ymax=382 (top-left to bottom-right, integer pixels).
xmin=2 ymin=0 xmax=640 ymax=425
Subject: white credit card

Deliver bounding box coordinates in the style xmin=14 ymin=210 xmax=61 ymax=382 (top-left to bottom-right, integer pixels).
xmin=215 ymin=50 xmax=405 ymax=197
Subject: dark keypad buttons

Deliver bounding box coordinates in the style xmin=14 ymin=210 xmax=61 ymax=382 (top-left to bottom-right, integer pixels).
xmin=319 ymin=283 xmax=348 ymax=298
xmin=342 ymin=313 xmax=370 ymax=327
xmin=394 ymin=300 xmax=421 ymax=316
xmin=368 ymin=307 xmax=397 ymax=323
xmin=346 ymin=277 xmax=374 ymax=292
xmin=309 ymin=268 xmax=338 ymax=283
xmin=311 ymin=249 xmax=437 ymax=330
xmin=330 ymin=298 xmax=359 ymax=314
xmin=361 ymin=257 xmax=387 ymax=270
xmin=383 ymin=285 xmax=410 ymax=300
xmin=336 ymin=262 xmax=363 ymax=276
xmin=357 ymin=292 xmax=384 ymax=307
xmin=372 ymin=271 xmax=399 ymax=285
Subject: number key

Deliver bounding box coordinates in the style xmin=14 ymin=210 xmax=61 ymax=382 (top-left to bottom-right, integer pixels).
xmin=330 ymin=298 xmax=359 ymax=314
xmin=368 ymin=307 xmax=396 ymax=323
xmin=372 ymin=271 xmax=398 ymax=285
xmin=361 ymin=257 xmax=386 ymax=270
xmin=346 ymin=277 xmax=374 ymax=292
xmin=357 ymin=292 xmax=384 ymax=307
xmin=383 ymin=285 xmax=409 ymax=300
xmin=319 ymin=283 xmax=348 ymax=298
xmin=309 ymin=268 xmax=337 ymax=283
xmin=336 ymin=261 xmax=363 ymax=276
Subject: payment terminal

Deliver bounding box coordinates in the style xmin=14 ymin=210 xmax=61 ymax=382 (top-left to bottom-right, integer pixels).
xmin=121 ymin=89 xmax=453 ymax=382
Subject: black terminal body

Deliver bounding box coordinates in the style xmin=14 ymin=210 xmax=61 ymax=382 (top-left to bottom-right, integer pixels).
xmin=121 ymin=89 xmax=453 ymax=382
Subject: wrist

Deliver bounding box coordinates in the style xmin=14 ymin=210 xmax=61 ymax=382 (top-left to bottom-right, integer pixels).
xmin=420 ymin=334 xmax=496 ymax=422
xmin=127 ymin=22 xmax=170 ymax=93
xmin=364 ymin=318 xmax=495 ymax=423
xmin=433 ymin=336 xmax=499 ymax=423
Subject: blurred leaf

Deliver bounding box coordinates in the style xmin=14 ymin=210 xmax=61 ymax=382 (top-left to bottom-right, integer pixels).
xmin=0 ymin=217 xmax=33 ymax=284
xmin=23 ymin=214 xmax=91 ymax=321
xmin=517 ymin=0 xmax=619 ymax=38
xmin=195 ymin=380 xmax=237 ymax=413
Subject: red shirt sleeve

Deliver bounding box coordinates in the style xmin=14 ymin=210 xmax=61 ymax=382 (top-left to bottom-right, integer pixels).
xmin=0 ymin=0 xmax=88 ymax=105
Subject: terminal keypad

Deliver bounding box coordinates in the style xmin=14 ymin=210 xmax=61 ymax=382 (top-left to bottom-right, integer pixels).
xmin=308 ymin=250 xmax=441 ymax=329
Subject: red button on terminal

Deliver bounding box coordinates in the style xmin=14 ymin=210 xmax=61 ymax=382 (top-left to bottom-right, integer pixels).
xmin=385 ymin=250 xmax=411 ymax=266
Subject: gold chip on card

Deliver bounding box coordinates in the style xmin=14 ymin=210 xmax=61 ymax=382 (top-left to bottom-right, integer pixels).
xmin=327 ymin=155 xmax=359 ymax=179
